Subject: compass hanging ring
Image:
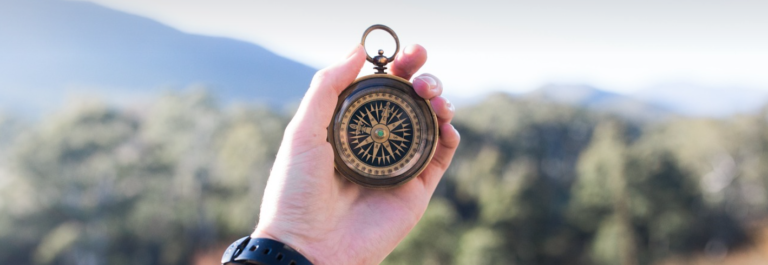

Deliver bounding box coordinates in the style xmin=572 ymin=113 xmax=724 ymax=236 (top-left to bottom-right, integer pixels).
xmin=361 ymin=24 xmax=400 ymax=74
xmin=328 ymin=24 xmax=439 ymax=188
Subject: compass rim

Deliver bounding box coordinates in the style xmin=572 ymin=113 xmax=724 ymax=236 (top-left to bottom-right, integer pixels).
xmin=329 ymin=75 xmax=439 ymax=189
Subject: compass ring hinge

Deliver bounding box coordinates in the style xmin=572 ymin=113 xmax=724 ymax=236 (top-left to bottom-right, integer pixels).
xmin=361 ymin=24 xmax=400 ymax=74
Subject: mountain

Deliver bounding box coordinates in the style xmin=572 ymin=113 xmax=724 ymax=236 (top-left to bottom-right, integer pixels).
xmin=523 ymin=83 xmax=768 ymax=120
xmin=525 ymin=84 xmax=673 ymax=122
xmin=632 ymin=83 xmax=768 ymax=117
xmin=0 ymin=0 xmax=316 ymax=115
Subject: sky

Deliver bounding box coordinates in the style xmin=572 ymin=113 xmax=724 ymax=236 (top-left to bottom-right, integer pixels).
xmin=79 ymin=0 xmax=768 ymax=97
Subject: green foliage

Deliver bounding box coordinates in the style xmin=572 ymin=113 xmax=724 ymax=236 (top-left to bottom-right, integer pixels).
xmin=382 ymin=198 xmax=459 ymax=265
xmin=0 ymin=91 xmax=288 ymax=264
xmin=0 ymin=91 xmax=763 ymax=264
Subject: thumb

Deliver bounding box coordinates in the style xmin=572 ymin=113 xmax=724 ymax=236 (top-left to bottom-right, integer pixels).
xmin=286 ymin=44 xmax=366 ymax=145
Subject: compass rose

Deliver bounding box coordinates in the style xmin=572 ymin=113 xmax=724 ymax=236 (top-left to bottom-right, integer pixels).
xmin=337 ymin=92 xmax=422 ymax=176
xmin=347 ymin=99 xmax=413 ymax=167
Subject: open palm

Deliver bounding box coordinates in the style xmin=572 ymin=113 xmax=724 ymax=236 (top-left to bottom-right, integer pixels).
xmin=252 ymin=44 xmax=460 ymax=265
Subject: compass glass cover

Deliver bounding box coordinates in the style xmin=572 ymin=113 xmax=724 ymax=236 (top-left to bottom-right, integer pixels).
xmin=341 ymin=93 xmax=419 ymax=176
xmin=331 ymin=76 xmax=437 ymax=187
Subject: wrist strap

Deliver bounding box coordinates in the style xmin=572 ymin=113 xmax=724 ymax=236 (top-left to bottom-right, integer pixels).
xmin=222 ymin=237 xmax=313 ymax=265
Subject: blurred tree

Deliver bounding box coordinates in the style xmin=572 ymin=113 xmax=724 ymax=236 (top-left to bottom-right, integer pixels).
xmin=423 ymin=94 xmax=601 ymax=264
xmin=0 ymin=90 xmax=291 ymax=264
xmin=382 ymin=198 xmax=459 ymax=265
xmin=211 ymin=106 xmax=287 ymax=237
xmin=569 ymin=121 xmax=637 ymax=265
xmin=2 ymin=101 xmax=139 ymax=264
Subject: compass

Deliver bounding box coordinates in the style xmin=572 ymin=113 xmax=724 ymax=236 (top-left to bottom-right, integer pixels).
xmin=329 ymin=25 xmax=438 ymax=188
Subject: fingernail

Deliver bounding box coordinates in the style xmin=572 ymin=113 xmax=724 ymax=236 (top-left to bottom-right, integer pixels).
xmin=446 ymin=99 xmax=455 ymax=112
xmin=403 ymin=44 xmax=415 ymax=55
xmin=417 ymin=76 xmax=437 ymax=90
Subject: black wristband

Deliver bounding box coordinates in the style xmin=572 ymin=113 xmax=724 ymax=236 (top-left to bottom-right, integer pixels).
xmin=221 ymin=237 xmax=313 ymax=265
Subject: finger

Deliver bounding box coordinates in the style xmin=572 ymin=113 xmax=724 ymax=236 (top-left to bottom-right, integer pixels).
xmin=286 ymin=44 xmax=366 ymax=144
xmin=419 ymin=123 xmax=460 ymax=190
xmin=390 ymin=44 xmax=427 ymax=80
xmin=429 ymin=96 xmax=455 ymax=125
xmin=412 ymin=74 xmax=443 ymax=100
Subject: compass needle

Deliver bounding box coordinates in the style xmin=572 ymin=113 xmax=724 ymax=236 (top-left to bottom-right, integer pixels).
xmin=383 ymin=142 xmax=396 ymax=162
xmin=392 ymin=140 xmax=405 ymax=152
xmin=366 ymin=107 xmax=378 ymax=126
xmin=389 ymin=109 xmax=399 ymax=124
xmin=372 ymin=143 xmax=381 ymax=163
xmin=387 ymin=119 xmax=406 ymax=130
xmin=362 ymin=145 xmax=373 ymax=161
xmin=356 ymin=114 xmax=371 ymax=126
xmin=379 ymin=102 xmax=392 ymax=125
xmin=389 ymin=134 xmax=409 ymax=142
xmin=355 ymin=136 xmax=374 ymax=149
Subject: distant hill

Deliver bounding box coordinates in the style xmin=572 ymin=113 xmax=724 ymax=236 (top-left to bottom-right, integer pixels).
xmin=524 ymin=84 xmax=673 ymax=122
xmin=523 ymin=83 xmax=768 ymax=120
xmin=633 ymin=83 xmax=768 ymax=117
xmin=0 ymin=0 xmax=316 ymax=115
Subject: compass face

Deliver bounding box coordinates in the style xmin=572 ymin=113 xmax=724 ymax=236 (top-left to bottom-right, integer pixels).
xmin=330 ymin=75 xmax=438 ymax=188
xmin=339 ymin=95 xmax=420 ymax=176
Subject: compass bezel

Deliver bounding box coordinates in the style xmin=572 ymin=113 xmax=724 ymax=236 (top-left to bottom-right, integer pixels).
xmin=329 ymin=75 xmax=439 ymax=188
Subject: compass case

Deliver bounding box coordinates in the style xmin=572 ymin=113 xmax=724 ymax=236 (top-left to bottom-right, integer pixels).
xmin=329 ymin=75 xmax=439 ymax=188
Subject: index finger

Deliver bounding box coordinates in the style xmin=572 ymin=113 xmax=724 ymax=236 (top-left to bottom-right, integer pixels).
xmin=389 ymin=44 xmax=427 ymax=81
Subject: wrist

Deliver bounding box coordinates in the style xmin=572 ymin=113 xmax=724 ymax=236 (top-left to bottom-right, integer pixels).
xmin=251 ymin=228 xmax=317 ymax=265
xmin=222 ymin=235 xmax=314 ymax=265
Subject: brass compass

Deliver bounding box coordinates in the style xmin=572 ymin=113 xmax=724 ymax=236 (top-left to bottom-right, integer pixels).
xmin=329 ymin=25 xmax=439 ymax=188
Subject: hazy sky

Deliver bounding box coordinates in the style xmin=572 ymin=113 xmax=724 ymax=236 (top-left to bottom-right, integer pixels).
xmin=81 ymin=0 xmax=768 ymax=96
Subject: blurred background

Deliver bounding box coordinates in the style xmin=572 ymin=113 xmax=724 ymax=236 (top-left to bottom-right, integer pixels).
xmin=2 ymin=0 xmax=768 ymax=264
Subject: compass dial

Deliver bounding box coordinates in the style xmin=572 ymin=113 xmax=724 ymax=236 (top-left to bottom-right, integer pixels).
xmin=339 ymin=94 xmax=420 ymax=176
xmin=330 ymin=75 xmax=438 ymax=188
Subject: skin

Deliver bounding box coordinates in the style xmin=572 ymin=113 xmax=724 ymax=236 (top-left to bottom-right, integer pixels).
xmin=252 ymin=44 xmax=460 ymax=265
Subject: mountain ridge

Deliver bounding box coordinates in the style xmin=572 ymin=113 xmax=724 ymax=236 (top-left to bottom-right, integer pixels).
xmin=0 ymin=0 xmax=316 ymax=115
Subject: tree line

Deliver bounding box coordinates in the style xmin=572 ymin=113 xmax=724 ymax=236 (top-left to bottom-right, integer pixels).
xmin=0 ymin=90 xmax=765 ymax=264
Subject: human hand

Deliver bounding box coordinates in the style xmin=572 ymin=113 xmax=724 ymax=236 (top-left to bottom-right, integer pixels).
xmin=252 ymin=44 xmax=460 ymax=265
